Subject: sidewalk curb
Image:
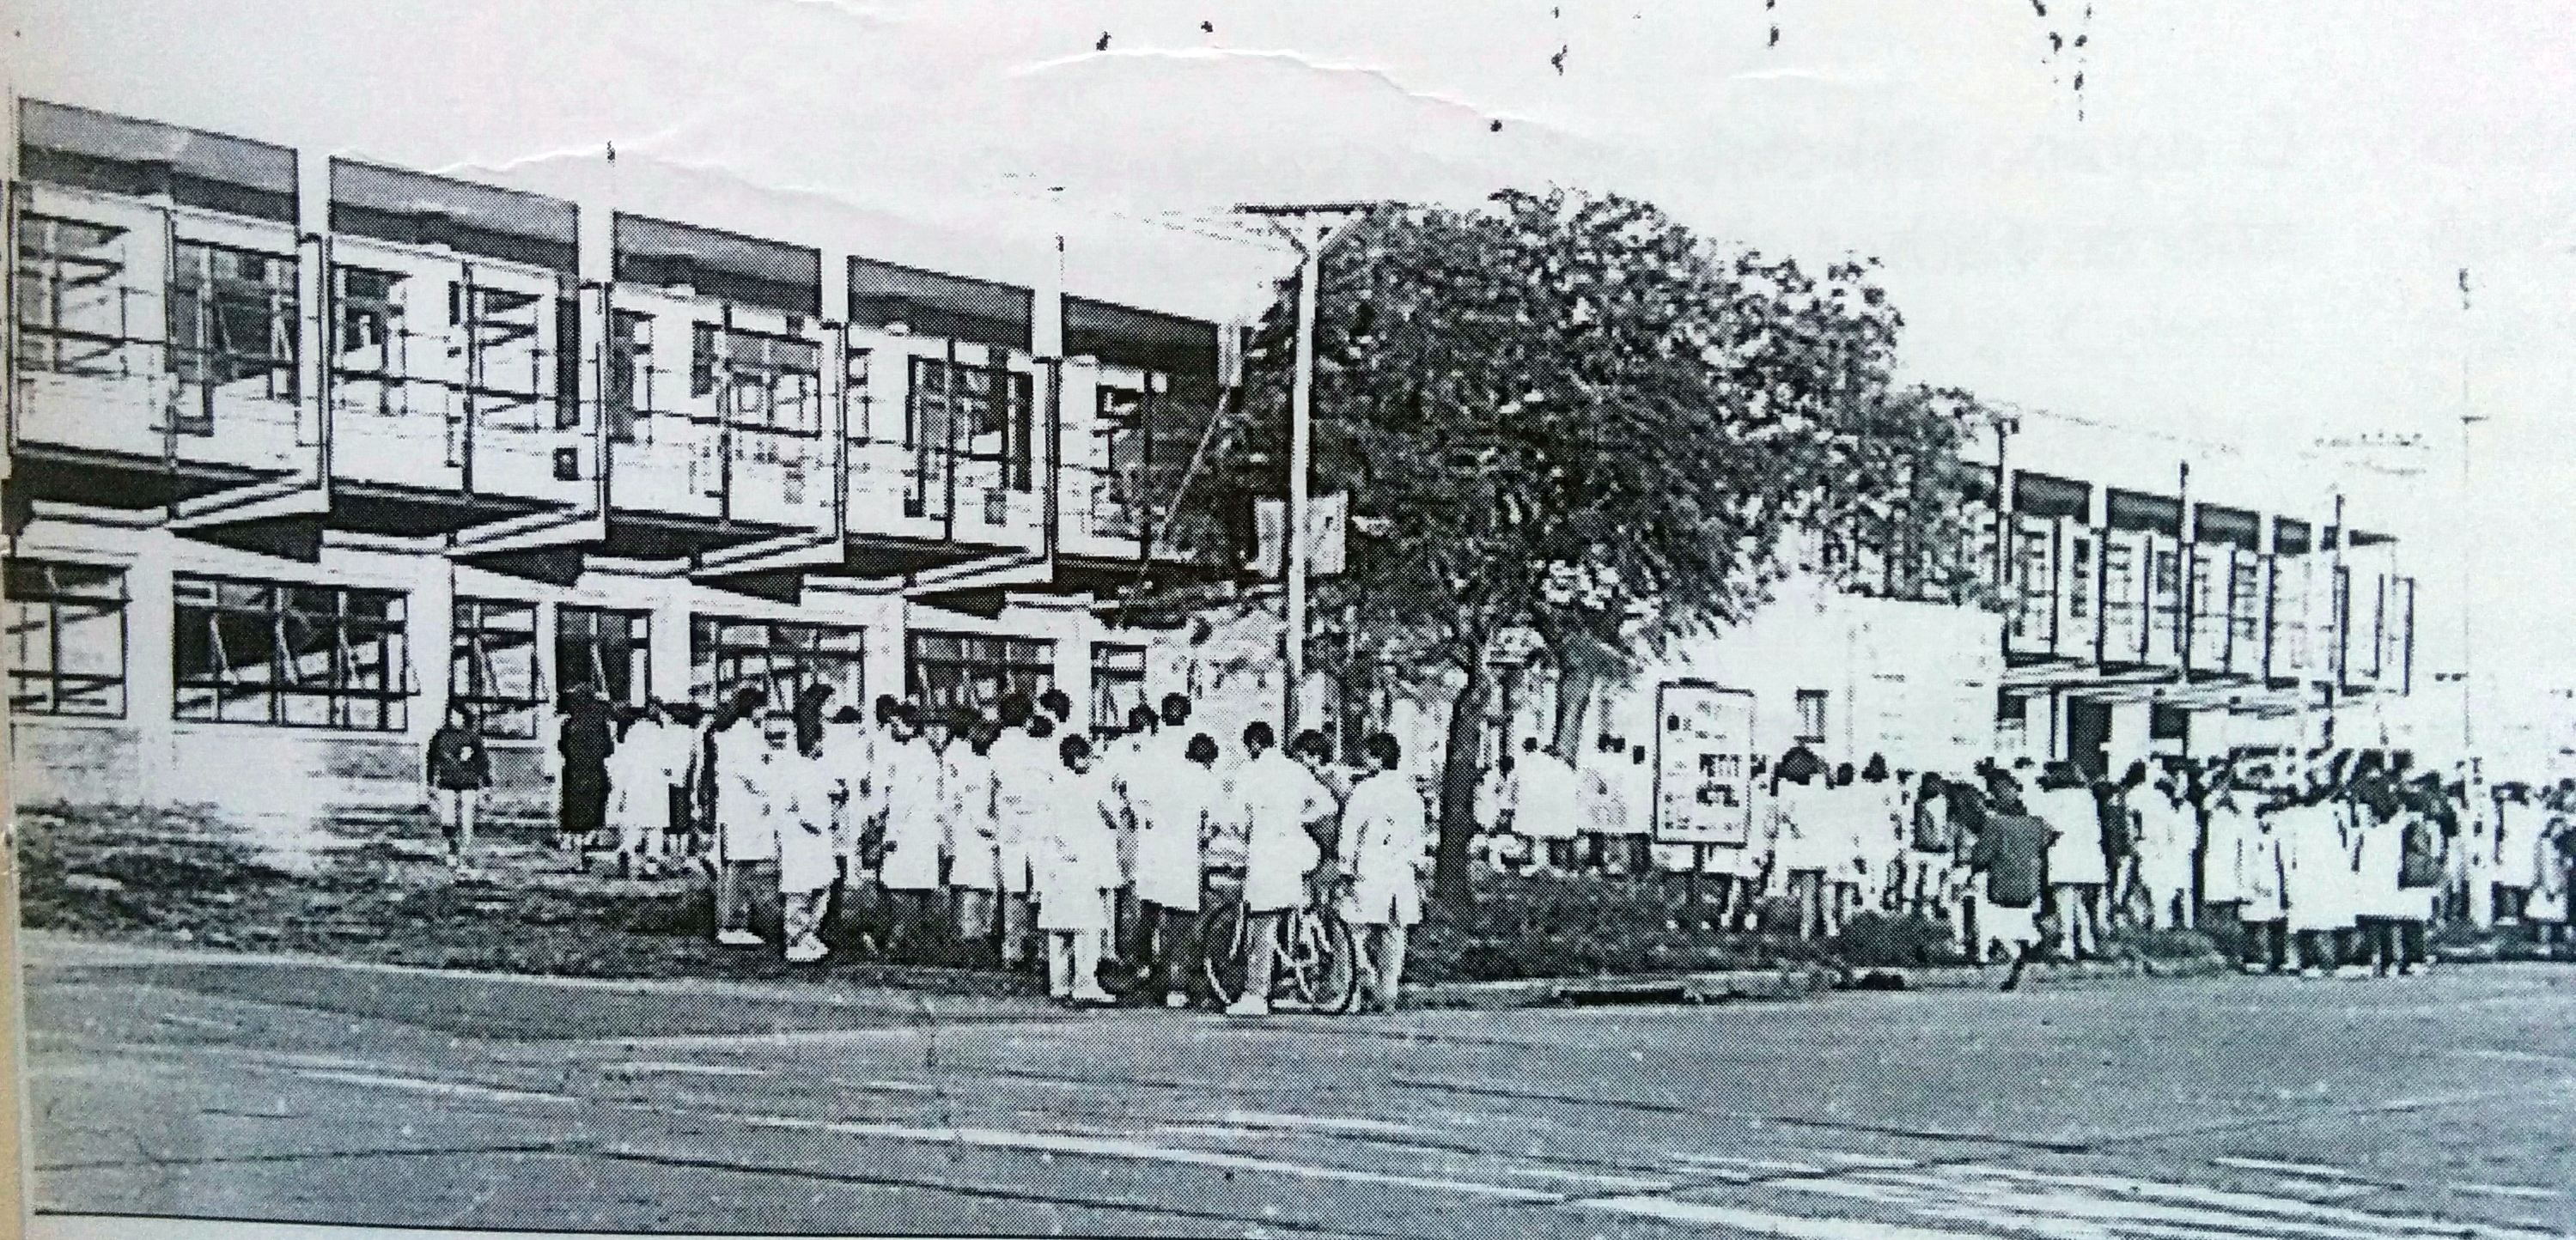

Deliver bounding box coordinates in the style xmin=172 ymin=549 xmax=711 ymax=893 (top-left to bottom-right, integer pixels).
xmin=1405 ymin=953 xmax=2238 ymax=1010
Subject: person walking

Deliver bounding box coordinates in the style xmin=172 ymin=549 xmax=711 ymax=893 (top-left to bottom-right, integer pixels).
xmin=774 ymin=719 xmax=843 ymax=964
xmin=713 ymin=710 xmax=790 ymax=948
xmin=1341 ymin=732 xmax=1430 ymax=1012
xmin=1770 ymin=748 xmax=1831 ymax=939
xmin=1967 ymin=796 xmax=2055 ymax=988
xmin=948 ymin=720 xmax=1005 ymax=959
xmin=424 ymin=702 xmax=491 ymax=869
xmin=1227 ymin=721 xmax=1329 ymax=1018
xmin=989 ymin=695 xmax=1048 ymax=971
xmin=605 ymin=705 xmax=663 ymax=878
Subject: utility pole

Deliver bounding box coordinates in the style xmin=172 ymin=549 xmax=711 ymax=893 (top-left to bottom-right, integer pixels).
xmin=2457 ymin=267 xmax=2483 ymax=762
xmin=1235 ymin=201 xmax=1373 ymax=736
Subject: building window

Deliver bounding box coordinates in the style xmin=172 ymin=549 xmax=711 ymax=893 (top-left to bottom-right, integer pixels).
xmin=692 ymin=617 xmax=862 ymax=714
xmin=15 ymin=214 xmax=134 ymax=378
xmin=907 ymin=356 xmax=1033 ymax=516
xmin=606 ymin=310 xmax=654 ymax=443
xmin=4 ymin=559 xmax=127 ymax=717
xmin=447 ymin=599 xmax=541 ymax=738
xmin=1794 ymin=689 xmax=1829 ymax=745
xmin=167 ymin=240 xmax=300 ymax=428
xmin=694 ymin=324 xmax=821 ymax=435
xmin=907 ymin=630 xmax=1053 ymax=718
xmin=1092 ymin=642 xmax=1147 ymax=734
xmin=174 ymin=576 xmax=408 ymax=730
xmin=331 ymin=264 xmax=411 ymax=417
xmin=561 ymin=606 xmax=653 ymax=709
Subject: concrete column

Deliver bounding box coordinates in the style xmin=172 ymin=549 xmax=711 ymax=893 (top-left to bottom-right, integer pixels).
xmin=128 ymin=532 xmax=178 ymax=805
xmin=872 ymin=599 xmax=910 ymax=705
xmin=2109 ymin=701 xmax=2153 ymax=774
xmin=295 ymin=149 xmax=331 ymax=456
xmin=650 ymin=579 xmax=693 ymax=704
xmin=411 ymin=556 xmax=456 ymax=745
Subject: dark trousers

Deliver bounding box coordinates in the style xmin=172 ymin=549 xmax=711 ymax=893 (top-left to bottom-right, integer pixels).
xmin=1130 ymin=901 xmax=1200 ymax=997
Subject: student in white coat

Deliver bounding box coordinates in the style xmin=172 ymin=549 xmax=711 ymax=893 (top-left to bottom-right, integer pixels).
xmin=1507 ymin=738 xmax=1583 ymax=874
xmin=711 ymin=708 xmax=782 ymax=948
xmin=1132 ymin=732 xmax=1223 ymax=1007
xmin=949 ymin=720 xmax=1005 ymax=956
xmin=1228 ymin=720 xmax=1329 ymax=1018
xmin=1038 ymin=733 xmax=1120 ymax=1006
xmin=1341 ymin=732 xmax=1430 ymax=1012
xmin=879 ymin=705 xmax=955 ymax=953
xmin=2033 ymin=762 xmax=2107 ymax=962
xmin=606 ymin=707 xmax=663 ymax=879
xmin=771 ymin=720 xmax=845 ymax=963
xmin=991 ymin=696 xmax=1051 ymax=971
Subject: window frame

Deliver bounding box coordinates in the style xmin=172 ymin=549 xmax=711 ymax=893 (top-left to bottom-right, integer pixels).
xmin=1793 ymin=688 xmax=1829 ymax=746
xmin=448 ymin=597 xmax=544 ymax=739
xmin=906 ymin=629 xmax=1054 ymax=718
xmin=167 ymin=238 xmax=301 ymax=427
xmin=15 ymin=212 xmax=136 ymax=379
xmin=1090 ymin=642 xmax=1147 ymax=736
xmin=173 ymin=574 xmax=409 ymax=732
xmin=559 ymin=605 xmax=654 ymax=710
xmin=690 ymin=616 xmax=863 ymax=714
xmin=4 ymin=558 xmax=130 ymax=718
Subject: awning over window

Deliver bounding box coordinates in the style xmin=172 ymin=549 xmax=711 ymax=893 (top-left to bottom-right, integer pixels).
xmin=19 ymin=99 xmax=296 ymax=223
xmin=332 ymin=160 xmax=578 ymax=273
xmin=616 ymin=213 xmax=821 ymax=316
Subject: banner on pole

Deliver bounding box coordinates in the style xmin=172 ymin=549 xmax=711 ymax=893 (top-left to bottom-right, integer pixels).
xmin=1252 ymin=492 xmax=1348 ymax=577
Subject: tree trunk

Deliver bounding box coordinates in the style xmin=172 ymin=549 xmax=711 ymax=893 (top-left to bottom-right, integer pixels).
xmin=1551 ymin=662 xmax=1599 ymax=757
xmin=1432 ymin=661 xmax=1491 ymax=909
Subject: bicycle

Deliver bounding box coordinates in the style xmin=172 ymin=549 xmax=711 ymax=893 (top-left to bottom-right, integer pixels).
xmin=1198 ymin=864 xmax=1360 ymax=1014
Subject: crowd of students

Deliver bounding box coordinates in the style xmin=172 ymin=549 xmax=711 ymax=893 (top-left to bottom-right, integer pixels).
xmin=1467 ymin=736 xmax=2576 ymax=979
xmin=429 ymin=687 xmax=1434 ymax=1013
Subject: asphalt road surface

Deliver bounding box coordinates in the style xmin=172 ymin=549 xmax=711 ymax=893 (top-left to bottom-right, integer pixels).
xmin=23 ymin=935 xmax=2576 ymax=1239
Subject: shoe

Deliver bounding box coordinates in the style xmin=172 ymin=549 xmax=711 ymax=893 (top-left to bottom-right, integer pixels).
xmin=1165 ymin=992 xmax=1191 ymax=1010
xmin=2299 ymin=966 xmax=2326 ymax=979
xmin=784 ymin=940 xmax=827 ymax=963
xmin=2334 ymin=964 xmax=2371 ymax=980
xmin=716 ymin=929 xmax=764 ymax=948
xmin=2239 ymin=962 xmax=2268 ymax=975
xmin=1226 ymin=995 xmax=1270 ymax=1018
xmin=1070 ymin=987 xmax=1117 ymax=1006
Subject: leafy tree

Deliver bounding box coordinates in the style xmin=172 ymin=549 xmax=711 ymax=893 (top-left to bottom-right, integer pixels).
xmin=1233 ymin=189 xmax=1987 ymax=907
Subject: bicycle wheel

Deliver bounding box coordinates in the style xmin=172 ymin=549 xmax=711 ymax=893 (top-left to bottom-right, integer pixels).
xmin=1279 ymin=908 xmax=1360 ymax=1015
xmin=1200 ymin=897 xmax=1250 ymax=1006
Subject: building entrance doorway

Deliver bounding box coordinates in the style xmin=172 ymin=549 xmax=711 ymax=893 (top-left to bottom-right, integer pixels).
xmin=2067 ymin=697 xmax=2111 ymax=781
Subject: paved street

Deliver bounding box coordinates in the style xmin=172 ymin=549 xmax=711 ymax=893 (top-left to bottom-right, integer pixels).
xmin=22 ymin=935 xmax=2576 ymax=1239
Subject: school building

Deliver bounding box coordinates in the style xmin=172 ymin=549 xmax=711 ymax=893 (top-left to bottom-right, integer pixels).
xmin=1501 ymin=408 xmax=2430 ymax=790
xmin=3 ymin=99 xmax=1239 ymax=821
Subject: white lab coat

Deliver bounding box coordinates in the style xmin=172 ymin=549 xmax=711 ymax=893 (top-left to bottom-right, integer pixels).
xmin=1508 ymin=753 xmax=1583 ymax=842
xmin=879 ymin=740 xmax=951 ymax=891
xmin=1134 ymin=757 xmax=1219 ymax=912
xmin=770 ymin=753 xmax=841 ymax=895
xmin=991 ymin=730 xmax=1052 ymax=897
xmin=711 ymin=727 xmax=777 ymax=864
xmin=947 ymin=746 xmax=1001 ymax=892
xmin=1038 ymin=767 xmax=1121 ymax=931
xmin=1237 ymin=750 xmax=1326 ymax=913
xmin=1342 ymin=770 xmax=1429 ymax=927
xmin=2037 ymin=785 xmax=2107 ymax=886
xmin=2280 ymin=802 xmax=2356 ymax=933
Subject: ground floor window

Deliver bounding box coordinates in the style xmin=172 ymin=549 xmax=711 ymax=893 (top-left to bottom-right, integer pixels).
xmin=4 ymin=559 xmax=128 ymax=717
xmin=692 ymin=617 xmax=863 ymax=714
xmin=450 ymin=599 xmax=541 ymax=738
xmin=907 ymin=630 xmax=1053 ymax=718
xmin=1092 ymin=642 xmax=1146 ymax=734
xmin=174 ymin=575 xmax=408 ymax=730
xmin=560 ymin=606 xmax=652 ymax=709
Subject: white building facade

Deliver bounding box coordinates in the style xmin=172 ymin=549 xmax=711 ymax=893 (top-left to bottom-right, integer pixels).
xmin=4 ymin=100 xmax=1234 ymax=821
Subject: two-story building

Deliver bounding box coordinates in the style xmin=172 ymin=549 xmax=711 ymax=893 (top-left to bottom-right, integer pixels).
xmin=5 ymin=100 xmax=1235 ymax=820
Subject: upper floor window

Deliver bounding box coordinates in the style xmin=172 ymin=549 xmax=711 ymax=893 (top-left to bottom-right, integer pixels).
xmin=693 ymin=324 xmax=822 ymax=435
xmin=15 ymin=214 xmax=133 ymax=377
xmin=174 ymin=576 xmax=407 ymax=731
xmin=909 ymin=356 xmax=1032 ymax=489
xmin=4 ymin=559 xmax=127 ymax=717
xmin=606 ymin=311 xmax=654 ymax=443
xmin=1794 ymin=689 xmax=1829 ymax=746
xmin=167 ymin=240 xmax=299 ymax=423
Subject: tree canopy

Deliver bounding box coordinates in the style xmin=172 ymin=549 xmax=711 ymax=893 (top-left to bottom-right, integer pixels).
xmin=1230 ymin=188 xmax=1994 ymax=903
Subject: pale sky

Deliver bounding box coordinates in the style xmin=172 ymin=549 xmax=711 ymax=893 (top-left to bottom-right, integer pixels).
xmin=15 ymin=0 xmax=2576 ymax=716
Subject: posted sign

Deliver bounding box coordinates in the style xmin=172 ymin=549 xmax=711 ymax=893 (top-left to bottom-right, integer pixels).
xmin=1653 ymin=682 xmax=1756 ymax=848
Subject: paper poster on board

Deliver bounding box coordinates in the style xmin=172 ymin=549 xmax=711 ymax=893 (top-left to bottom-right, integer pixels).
xmin=1653 ymin=682 xmax=1756 ymax=848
